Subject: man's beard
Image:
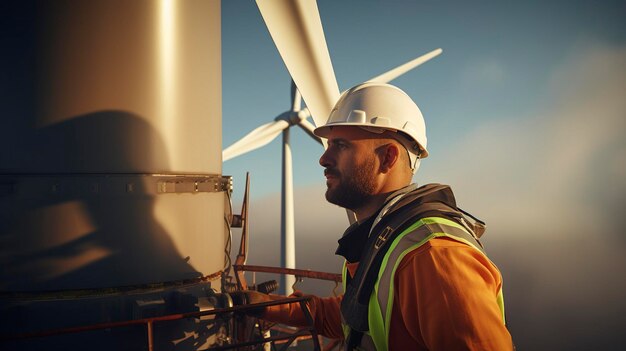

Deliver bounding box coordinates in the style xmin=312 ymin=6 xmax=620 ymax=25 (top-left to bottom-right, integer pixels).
xmin=325 ymin=156 xmax=377 ymax=210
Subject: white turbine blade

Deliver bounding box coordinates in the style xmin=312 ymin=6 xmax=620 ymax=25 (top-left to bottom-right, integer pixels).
xmin=290 ymin=80 xmax=302 ymax=112
xmin=223 ymin=119 xmax=290 ymax=161
xmin=298 ymin=108 xmax=327 ymax=147
xmin=297 ymin=115 xmax=323 ymax=145
xmin=366 ymin=48 xmax=443 ymax=84
xmin=256 ymin=0 xmax=340 ymax=127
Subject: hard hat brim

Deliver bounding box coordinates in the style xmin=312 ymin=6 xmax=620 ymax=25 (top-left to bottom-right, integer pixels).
xmin=314 ymin=122 xmax=429 ymax=158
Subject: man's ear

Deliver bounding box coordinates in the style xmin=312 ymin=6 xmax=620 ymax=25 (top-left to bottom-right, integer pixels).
xmin=377 ymin=143 xmax=400 ymax=173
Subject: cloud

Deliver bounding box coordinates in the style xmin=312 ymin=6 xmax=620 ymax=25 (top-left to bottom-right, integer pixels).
xmin=461 ymin=56 xmax=507 ymax=86
xmin=244 ymin=44 xmax=626 ymax=350
xmin=432 ymin=44 xmax=626 ymax=229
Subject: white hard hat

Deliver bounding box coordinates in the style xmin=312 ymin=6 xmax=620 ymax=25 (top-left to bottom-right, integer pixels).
xmin=314 ymin=82 xmax=428 ymax=172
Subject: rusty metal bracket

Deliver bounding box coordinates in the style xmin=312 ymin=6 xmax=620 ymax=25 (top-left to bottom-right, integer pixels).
xmin=156 ymin=175 xmax=232 ymax=194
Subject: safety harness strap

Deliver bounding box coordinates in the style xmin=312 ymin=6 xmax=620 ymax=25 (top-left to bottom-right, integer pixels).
xmin=340 ymin=184 xmax=490 ymax=350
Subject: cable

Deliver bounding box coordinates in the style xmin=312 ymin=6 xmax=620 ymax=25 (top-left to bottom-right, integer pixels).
xmin=223 ymin=216 xmax=232 ymax=277
xmin=222 ymin=190 xmax=235 ymax=290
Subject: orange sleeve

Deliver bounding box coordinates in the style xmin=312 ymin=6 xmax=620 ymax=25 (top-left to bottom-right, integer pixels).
xmin=261 ymin=292 xmax=344 ymax=339
xmin=389 ymin=237 xmax=513 ymax=350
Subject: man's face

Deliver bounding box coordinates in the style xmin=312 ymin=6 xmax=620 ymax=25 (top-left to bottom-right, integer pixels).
xmin=318 ymin=126 xmax=381 ymax=210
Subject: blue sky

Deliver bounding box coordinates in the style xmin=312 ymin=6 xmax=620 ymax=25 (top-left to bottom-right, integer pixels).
xmin=222 ymin=0 xmax=625 ymax=198
xmin=221 ymin=2 xmax=626 ymax=349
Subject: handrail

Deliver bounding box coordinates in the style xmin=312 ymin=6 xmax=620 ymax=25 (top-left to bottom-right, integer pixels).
xmin=0 ymin=296 xmax=320 ymax=351
xmin=234 ymin=264 xmax=342 ymax=283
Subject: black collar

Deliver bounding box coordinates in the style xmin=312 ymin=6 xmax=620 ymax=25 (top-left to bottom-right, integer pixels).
xmin=335 ymin=215 xmax=375 ymax=263
xmin=334 ymin=184 xmax=417 ymax=263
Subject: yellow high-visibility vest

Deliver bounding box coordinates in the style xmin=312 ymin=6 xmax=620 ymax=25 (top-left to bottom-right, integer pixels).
xmin=341 ymin=216 xmax=506 ymax=351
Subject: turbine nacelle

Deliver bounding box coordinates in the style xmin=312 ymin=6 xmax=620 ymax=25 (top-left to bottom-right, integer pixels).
xmin=275 ymin=110 xmax=308 ymax=126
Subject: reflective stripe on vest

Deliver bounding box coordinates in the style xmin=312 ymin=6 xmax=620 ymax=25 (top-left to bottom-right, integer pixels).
xmin=343 ymin=216 xmax=506 ymax=351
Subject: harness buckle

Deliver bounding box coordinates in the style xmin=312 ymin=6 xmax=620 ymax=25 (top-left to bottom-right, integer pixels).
xmin=374 ymin=226 xmax=393 ymax=249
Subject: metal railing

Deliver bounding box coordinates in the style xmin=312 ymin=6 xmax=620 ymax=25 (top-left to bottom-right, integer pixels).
xmin=0 ymin=296 xmax=320 ymax=351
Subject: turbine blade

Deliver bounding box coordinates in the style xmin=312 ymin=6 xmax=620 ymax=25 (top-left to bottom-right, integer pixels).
xmin=366 ymin=48 xmax=443 ymax=84
xmin=256 ymin=0 xmax=340 ymax=127
xmin=290 ymin=80 xmax=302 ymax=112
xmin=297 ymin=116 xmax=323 ymax=145
xmin=223 ymin=119 xmax=290 ymax=161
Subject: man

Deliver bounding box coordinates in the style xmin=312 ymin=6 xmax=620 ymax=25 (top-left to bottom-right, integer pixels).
xmin=247 ymin=82 xmax=513 ymax=350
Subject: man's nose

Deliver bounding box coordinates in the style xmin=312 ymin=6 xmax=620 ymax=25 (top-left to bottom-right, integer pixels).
xmin=319 ymin=148 xmax=333 ymax=168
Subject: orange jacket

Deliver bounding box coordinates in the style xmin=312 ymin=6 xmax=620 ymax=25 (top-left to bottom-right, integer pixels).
xmin=263 ymin=236 xmax=513 ymax=350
